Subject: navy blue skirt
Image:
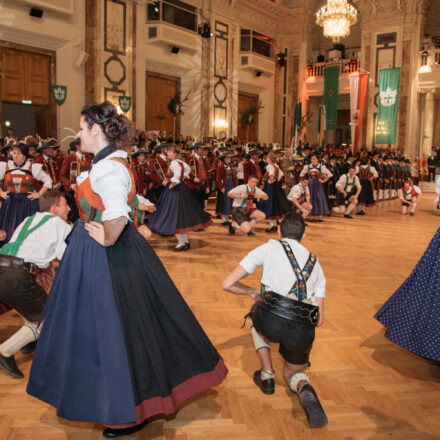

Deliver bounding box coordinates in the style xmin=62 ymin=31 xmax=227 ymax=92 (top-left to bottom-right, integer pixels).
xmin=259 ymin=181 xmax=291 ymax=219
xmin=0 ymin=193 xmax=40 ymax=245
xmin=148 ymin=182 xmax=212 ymax=236
xmin=27 ymin=221 xmax=227 ymax=427
xmin=308 ymin=177 xmax=329 ymax=216
xmin=374 ymin=228 xmax=440 ymax=362
xmin=216 ymin=178 xmax=235 ymax=216
xmin=358 ymin=178 xmax=375 ymax=206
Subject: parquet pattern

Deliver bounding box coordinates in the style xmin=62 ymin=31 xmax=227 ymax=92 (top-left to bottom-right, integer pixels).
xmin=1 ymin=196 xmax=440 ymax=439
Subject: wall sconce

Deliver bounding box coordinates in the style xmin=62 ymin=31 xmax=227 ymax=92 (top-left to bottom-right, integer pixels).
xmin=214 ymin=119 xmax=228 ymax=128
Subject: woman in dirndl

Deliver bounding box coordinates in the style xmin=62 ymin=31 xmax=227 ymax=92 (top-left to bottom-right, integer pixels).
xmin=258 ymin=152 xmax=292 ymax=232
xmin=147 ymin=145 xmax=212 ymax=251
xmin=356 ymin=159 xmax=378 ymax=215
xmin=299 ymin=154 xmax=332 ymax=221
xmin=0 ymin=142 xmax=52 ymax=245
xmin=215 ymin=152 xmax=237 ymax=226
xmin=374 ymin=228 xmax=440 ymax=363
xmin=27 ymin=102 xmax=227 ymax=439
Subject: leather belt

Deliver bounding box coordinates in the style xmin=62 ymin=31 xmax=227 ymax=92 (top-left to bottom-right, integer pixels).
xmin=257 ymin=291 xmax=320 ymax=326
xmin=0 ymin=254 xmax=39 ymax=275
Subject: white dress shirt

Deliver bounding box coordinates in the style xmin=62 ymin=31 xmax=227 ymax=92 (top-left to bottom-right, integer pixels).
xmin=0 ymin=160 xmax=52 ymax=189
xmin=399 ymin=185 xmax=421 ymax=201
xmin=237 ymin=162 xmax=244 ymax=179
xmin=266 ymin=163 xmax=284 ymax=180
xmin=10 ymin=212 xmax=72 ymax=268
xmin=136 ymin=194 xmax=155 ymax=207
xmin=228 ymin=184 xmax=267 ymax=208
xmin=336 ymin=174 xmax=361 ymax=192
xmin=169 ymin=159 xmax=190 ymax=184
xmin=239 ymin=238 xmax=326 ymax=304
xmin=77 ymin=150 xmax=132 ymax=222
xmin=287 ymin=183 xmax=310 ymax=202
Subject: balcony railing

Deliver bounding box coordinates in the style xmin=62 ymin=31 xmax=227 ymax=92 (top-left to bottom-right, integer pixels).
xmin=420 ymin=49 xmax=440 ymax=68
xmin=307 ymin=58 xmax=361 ymax=77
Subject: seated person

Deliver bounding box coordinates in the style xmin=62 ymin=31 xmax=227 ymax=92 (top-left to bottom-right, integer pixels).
xmin=333 ymin=166 xmax=361 ymax=218
xmin=287 ymin=177 xmax=313 ymax=219
xmin=399 ymin=180 xmax=421 ymax=216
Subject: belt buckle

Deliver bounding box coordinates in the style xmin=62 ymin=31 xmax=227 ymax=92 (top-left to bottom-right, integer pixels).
xmin=308 ymin=307 xmax=319 ymax=325
xmin=29 ymin=263 xmax=37 ymax=275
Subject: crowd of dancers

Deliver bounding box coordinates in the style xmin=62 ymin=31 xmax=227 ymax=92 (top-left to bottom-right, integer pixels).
xmin=0 ymin=105 xmax=438 ymax=438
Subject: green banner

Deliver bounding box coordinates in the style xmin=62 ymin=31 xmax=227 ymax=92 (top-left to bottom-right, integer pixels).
xmin=324 ymin=66 xmax=339 ymax=130
xmin=293 ymin=102 xmax=301 ymax=133
xmin=376 ymin=67 xmax=401 ymax=145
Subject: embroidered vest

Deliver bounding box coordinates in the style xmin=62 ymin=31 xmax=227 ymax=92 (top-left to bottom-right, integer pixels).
xmin=75 ymin=157 xmax=137 ymax=226
xmin=3 ymin=162 xmax=36 ymax=193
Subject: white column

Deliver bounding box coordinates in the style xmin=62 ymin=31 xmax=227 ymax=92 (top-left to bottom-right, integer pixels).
xmin=422 ymin=89 xmax=435 ymax=156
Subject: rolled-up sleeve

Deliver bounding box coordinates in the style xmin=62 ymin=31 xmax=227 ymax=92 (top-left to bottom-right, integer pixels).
xmin=239 ymin=243 xmax=268 ymax=274
xmin=313 ymin=260 xmax=326 ymax=298
xmin=90 ymin=160 xmax=132 ymax=222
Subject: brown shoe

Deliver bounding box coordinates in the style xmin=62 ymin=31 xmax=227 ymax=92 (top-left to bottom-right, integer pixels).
xmin=253 ymin=369 xmax=274 ymax=395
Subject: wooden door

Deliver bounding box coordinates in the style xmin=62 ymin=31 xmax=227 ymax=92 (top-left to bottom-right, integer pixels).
xmin=1 ymin=48 xmax=50 ymax=105
xmin=237 ymin=92 xmax=259 ymax=143
xmin=146 ymin=73 xmax=179 ymax=135
xmin=35 ymin=107 xmax=50 ymax=138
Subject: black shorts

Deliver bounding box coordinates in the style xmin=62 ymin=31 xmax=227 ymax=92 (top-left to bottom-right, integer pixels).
xmin=0 ymin=265 xmax=47 ymax=322
xmin=232 ymin=207 xmax=252 ymax=225
xmin=252 ymin=306 xmax=315 ymax=365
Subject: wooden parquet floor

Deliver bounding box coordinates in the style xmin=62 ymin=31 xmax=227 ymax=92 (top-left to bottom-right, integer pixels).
xmin=1 ymin=196 xmax=440 ymax=440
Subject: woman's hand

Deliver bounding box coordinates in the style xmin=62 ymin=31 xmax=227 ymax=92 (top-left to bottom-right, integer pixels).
xmin=0 ymin=190 xmax=9 ymax=200
xmin=169 ymin=182 xmax=177 ymax=189
xmin=27 ymin=192 xmax=40 ymax=200
xmin=85 ymin=221 xmax=107 ymax=246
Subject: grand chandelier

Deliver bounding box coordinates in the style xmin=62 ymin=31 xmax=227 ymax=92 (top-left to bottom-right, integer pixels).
xmin=316 ymin=0 xmax=358 ymax=43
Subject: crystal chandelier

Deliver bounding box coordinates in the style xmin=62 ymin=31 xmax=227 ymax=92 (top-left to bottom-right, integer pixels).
xmin=316 ymin=0 xmax=358 ymax=43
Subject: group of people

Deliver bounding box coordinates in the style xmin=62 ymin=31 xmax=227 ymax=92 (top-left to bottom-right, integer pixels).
xmin=0 ymin=104 xmax=438 ymax=438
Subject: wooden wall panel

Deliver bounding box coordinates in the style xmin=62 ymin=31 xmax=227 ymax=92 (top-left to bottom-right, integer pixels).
xmin=1 ymin=49 xmax=25 ymax=103
xmin=237 ymin=92 xmax=258 ymax=143
xmin=26 ymin=53 xmax=50 ymax=105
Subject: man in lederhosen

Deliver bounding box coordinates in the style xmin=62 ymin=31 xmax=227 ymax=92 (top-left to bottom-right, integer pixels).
xmin=222 ymin=213 xmax=327 ymax=428
xmin=0 ymin=190 xmax=71 ymax=378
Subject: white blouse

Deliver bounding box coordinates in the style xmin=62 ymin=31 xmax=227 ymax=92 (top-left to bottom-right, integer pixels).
xmin=0 ymin=160 xmax=52 ymax=189
xmin=169 ymin=159 xmax=190 ymax=184
xmin=266 ymin=163 xmax=284 ymax=180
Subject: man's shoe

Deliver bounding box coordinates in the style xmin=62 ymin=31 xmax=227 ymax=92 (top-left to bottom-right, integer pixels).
xmin=21 ymin=340 xmax=37 ymax=355
xmin=184 ymin=242 xmax=191 ymax=249
xmin=253 ymin=370 xmax=274 ymax=395
xmin=221 ymin=221 xmax=231 ymax=226
xmin=229 ymin=225 xmax=235 ymax=235
xmin=356 ymin=211 xmax=364 ymax=215
xmin=344 ymin=214 xmax=353 ymax=219
xmin=247 ymin=231 xmax=255 ymax=236
xmin=103 ymin=419 xmax=149 ymax=438
xmin=265 ymin=226 xmax=277 ymax=233
xmin=299 ymin=384 xmax=328 ymax=429
xmin=410 ymin=212 xmax=414 ymax=216
xmin=0 ymin=353 xmax=24 ymax=379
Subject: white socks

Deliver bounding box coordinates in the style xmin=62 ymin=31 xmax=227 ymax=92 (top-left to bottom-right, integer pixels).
xmin=411 ymin=203 xmax=417 ymax=213
xmin=250 ymin=324 xmax=270 ymax=352
xmin=288 ymin=371 xmax=310 ymax=394
xmin=346 ymin=203 xmax=356 ymax=215
xmin=269 ymin=220 xmax=277 ymax=228
xmin=261 ymin=369 xmax=274 ymax=380
xmin=175 ymin=233 xmax=188 ymax=246
xmin=0 ymin=322 xmax=39 ymax=358
xmin=221 ymin=215 xmax=229 ymax=222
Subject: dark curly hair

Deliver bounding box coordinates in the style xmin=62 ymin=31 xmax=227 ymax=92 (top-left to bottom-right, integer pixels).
xmin=81 ymin=101 xmax=134 ymax=148
xmin=12 ymin=142 xmax=29 ymax=158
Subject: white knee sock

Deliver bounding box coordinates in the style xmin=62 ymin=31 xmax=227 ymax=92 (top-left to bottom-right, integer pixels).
xmin=250 ymin=218 xmax=258 ymax=226
xmin=288 ymin=371 xmax=310 ymax=394
xmin=221 ymin=215 xmax=228 ymax=222
xmin=0 ymin=322 xmax=39 ymax=358
xmin=231 ymin=221 xmax=239 ymax=230
xmin=269 ymin=219 xmax=277 ymax=228
xmin=346 ymin=203 xmax=356 ymax=215
xmin=411 ymin=203 xmax=417 ymax=213
xmin=250 ymin=323 xmax=270 ymax=352
xmin=175 ymin=234 xmax=186 ymax=246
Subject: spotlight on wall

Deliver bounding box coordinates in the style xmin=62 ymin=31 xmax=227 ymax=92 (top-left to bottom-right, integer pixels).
xmin=255 ymin=71 xmax=262 ymax=77
xmin=29 ymin=7 xmax=43 ymax=18
xmin=170 ymin=46 xmax=180 ymax=54
xmin=275 ymin=52 xmax=286 ymax=67
xmin=198 ymin=23 xmax=212 ymax=38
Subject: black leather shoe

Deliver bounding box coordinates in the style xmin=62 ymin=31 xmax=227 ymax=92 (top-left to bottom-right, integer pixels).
xmin=299 ymin=384 xmax=328 ymax=428
xmin=21 ymin=340 xmax=37 ymax=355
xmin=247 ymin=231 xmax=255 ymax=236
xmin=410 ymin=212 xmax=414 ymax=216
xmin=221 ymin=221 xmax=231 ymax=226
xmin=173 ymin=244 xmax=188 ymax=252
xmin=184 ymin=242 xmax=191 ymax=249
xmin=344 ymin=214 xmax=353 ymax=219
xmin=0 ymin=353 xmax=24 ymax=378
xmin=103 ymin=419 xmax=149 ymax=438
xmin=253 ymin=369 xmax=274 ymax=395
xmin=265 ymin=226 xmax=277 ymax=233
xmin=229 ymin=225 xmax=235 ymax=235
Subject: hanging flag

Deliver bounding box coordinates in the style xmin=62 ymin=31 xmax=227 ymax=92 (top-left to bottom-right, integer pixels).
xmin=293 ymin=102 xmax=302 ymax=147
xmin=376 ymin=67 xmax=401 ymax=144
xmin=317 ymin=105 xmax=326 ymax=147
xmin=349 ymin=72 xmax=369 ymax=153
xmin=324 ymin=66 xmax=340 ymax=130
